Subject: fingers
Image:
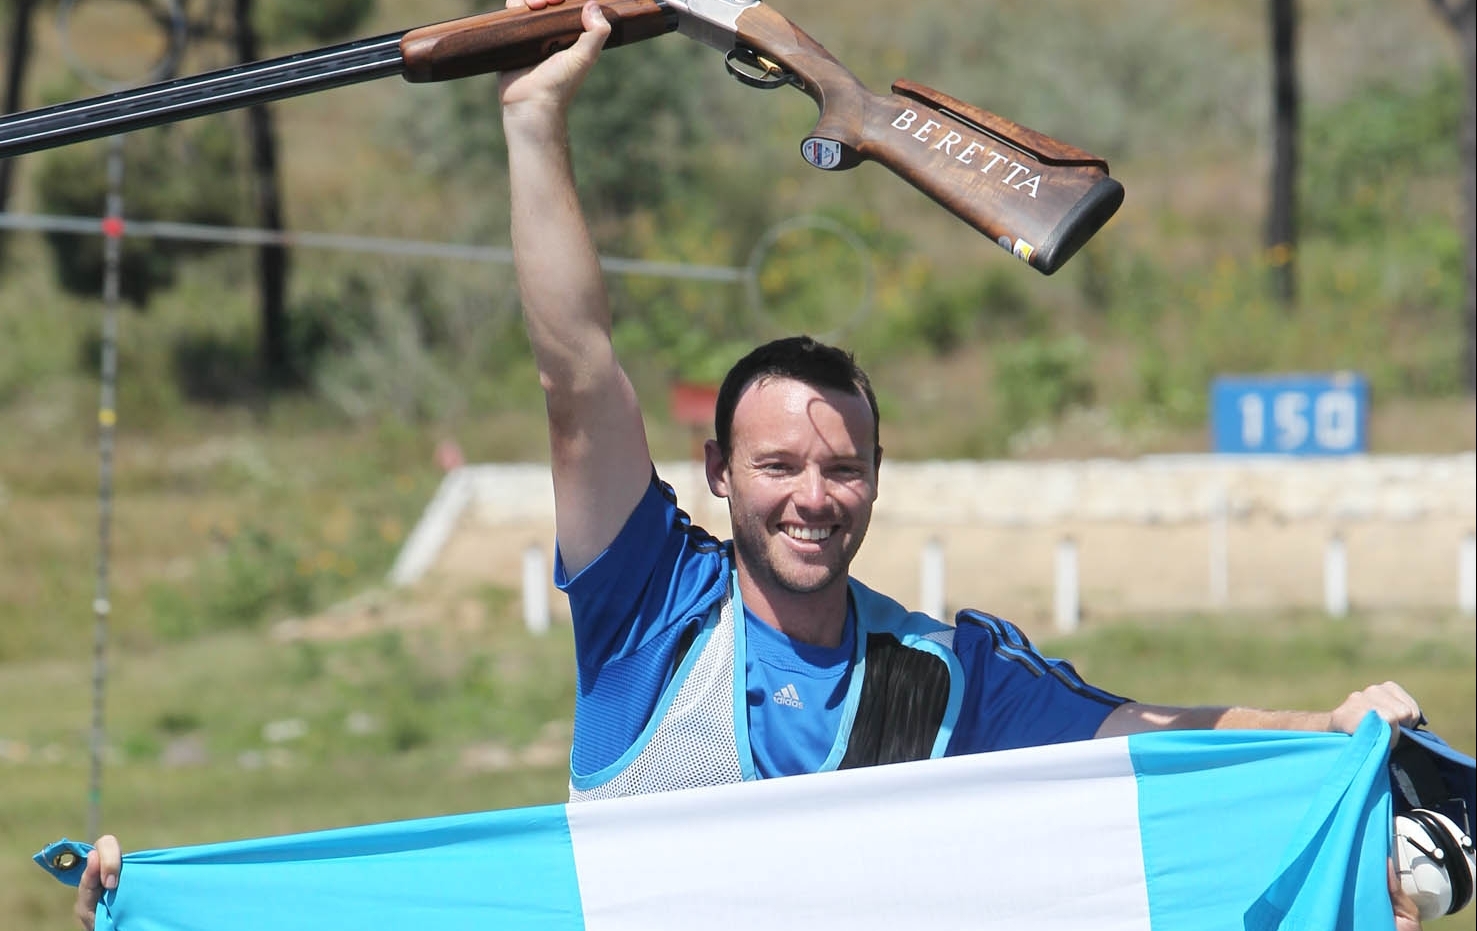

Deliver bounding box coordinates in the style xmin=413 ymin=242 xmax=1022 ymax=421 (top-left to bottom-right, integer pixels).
xmin=563 ymin=1 xmax=613 ymax=72
xmin=1329 ymin=681 xmax=1423 ymax=745
xmin=580 ymin=0 xmax=612 ymax=39
xmin=1359 ymin=681 xmax=1423 ymax=728
xmin=497 ymin=0 xmax=610 ymax=111
xmin=73 ymin=836 xmax=120 ymax=931
xmin=74 ymin=850 xmax=99 ymax=930
xmin=1387 ymin=858 xmax=1424 ymax=931
xmin=95 ymin=835 xmax=121 ymax=890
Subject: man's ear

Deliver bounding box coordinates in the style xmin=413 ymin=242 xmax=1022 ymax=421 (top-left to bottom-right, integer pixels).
xmin=704 ymin=439 xmax=730 ymax=498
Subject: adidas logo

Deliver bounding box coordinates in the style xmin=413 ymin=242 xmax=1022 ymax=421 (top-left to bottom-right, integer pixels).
xmin=773 ymin=683 xmax=804 ymax=709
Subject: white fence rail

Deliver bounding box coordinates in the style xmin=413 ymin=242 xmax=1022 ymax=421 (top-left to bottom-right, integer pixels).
xmin=392 ymin=455 xmax=1477 ymax=633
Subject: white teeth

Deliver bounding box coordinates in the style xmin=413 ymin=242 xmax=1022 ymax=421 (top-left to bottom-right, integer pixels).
xmin=784 ymin=526 xmax=832 ymax=542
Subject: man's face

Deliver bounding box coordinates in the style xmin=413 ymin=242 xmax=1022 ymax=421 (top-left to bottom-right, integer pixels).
xmin=705 ymin=376 xmax=880 ymax=600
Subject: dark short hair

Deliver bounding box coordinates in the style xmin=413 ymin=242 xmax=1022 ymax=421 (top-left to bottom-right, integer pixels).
xmin=713 ymin=335 xmax=880 ymax=463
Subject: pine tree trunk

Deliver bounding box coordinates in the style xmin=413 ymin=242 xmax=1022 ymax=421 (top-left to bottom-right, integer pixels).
xmin=1267 ymin=0 xmax=1299 ymax=307
xmin=0 ymin=0 xmax=39 ymax=266
xmin=233 ymin=0 xmax=291 ymax=390
xmin=1426 ymin=1 xmax=1474 ymax=393
xmin=1457 ymin=4 xmax=1475 ymax=394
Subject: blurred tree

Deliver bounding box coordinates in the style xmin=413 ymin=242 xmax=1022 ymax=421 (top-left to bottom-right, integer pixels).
xmin=398 ymin=26 xmax=749 ymax=377
xmin=231 ymin=0 xmax=291 ymax=390
xmin=1267 ymin=0 xmax=1299 ymax=306
xmin=1426 ymin=0 xmax=1475 ymax=393
xmin=404 ymin=34 xmax=716 ymax=224
xmin=0 ymin=0 xmax=39 ymax=266
xmin=228 ymin=0 xmax=378 ymax=389
xmin=29 ymin=0 xmax=378 ymax=392
xmin=35 ymin=116 xmax=244 ymax=306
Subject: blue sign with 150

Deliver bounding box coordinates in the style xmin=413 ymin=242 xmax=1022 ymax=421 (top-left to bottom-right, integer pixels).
xmin=1210 ymin=373 xmax=1369 ymax=455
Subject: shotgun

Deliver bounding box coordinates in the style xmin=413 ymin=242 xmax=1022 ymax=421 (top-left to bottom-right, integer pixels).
xmin=0 ymin=0 xmax=1124 ymax=274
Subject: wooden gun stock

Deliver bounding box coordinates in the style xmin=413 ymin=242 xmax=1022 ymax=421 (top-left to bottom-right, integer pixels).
xmin=731 ymin=4 xmax=1122 ymax=275
xmin=400 ymin=0 xmax=676 ymax=82
xmin=0 ymin=0 xmax=1122 ymax=273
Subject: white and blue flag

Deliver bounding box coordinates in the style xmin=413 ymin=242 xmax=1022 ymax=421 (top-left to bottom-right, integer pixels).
xmin=39 ymin=715 xmax=1432 ymax=930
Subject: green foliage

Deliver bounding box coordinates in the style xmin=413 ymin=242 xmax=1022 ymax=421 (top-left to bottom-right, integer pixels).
xmin=134 ymin=453 xmax=435 ymax=644
xmin=1302 ymin=66 xmax=1462 ymax=241
xmin=992 ymin=335 xmax=1095 ymax=435
xmin=33 ymin=115 xmax=244 ymax=307
xmin=169 ymin=331 xmax=261 ymax=404
xmin=1106 ymin=220 xmax=1468 ymax=431
xmin=258 ymin=0 xmax=376 ymax=44
xmin=399 ymin=38 xmax=720 ymax=221
xmin=908 ymin=267 xmax=1040 ymax=356
xmin=288 ymin=262 xmax=530 ymax=424
xmin=569 ymin=40 xmax=717 ymax=216
xmin=148 ymin=524 xmax=312 ymax=639
xmin=904 ymin=0 xmax=1260 ymax=157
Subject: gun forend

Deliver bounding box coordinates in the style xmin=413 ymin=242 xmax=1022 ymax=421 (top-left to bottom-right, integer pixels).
xmin=400 ymin=0 xmax=678 ymax=82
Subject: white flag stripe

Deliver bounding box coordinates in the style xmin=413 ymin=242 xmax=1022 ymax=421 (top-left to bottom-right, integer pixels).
xmin=567 ymin=737 xmax=1151 ymax=931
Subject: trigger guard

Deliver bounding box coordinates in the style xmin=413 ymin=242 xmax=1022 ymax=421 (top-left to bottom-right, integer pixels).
xmin=723 ymin=48 xmax=794 ymax=90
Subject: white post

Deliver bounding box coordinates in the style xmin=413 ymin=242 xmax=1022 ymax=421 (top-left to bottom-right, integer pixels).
xmin=1209 ymin=487 xmax=1228 ymax=609
xmin=1054 ymin=537 xmax=1080 ymax=634
xmin=919 ymin=537 xmax=946 ymax=621
xmin=1460 ymin=532 xmax=1476 ymax=616
xmin=1324 ymin=532 xmax=1348 ymax=618
xmin=522 ymin=544 xmax=550 ymax=635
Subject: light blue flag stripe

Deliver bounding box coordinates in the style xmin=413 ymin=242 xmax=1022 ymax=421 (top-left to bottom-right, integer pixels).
xmin=37 ymin=717 xmax=1399 ymax=931
xmin=89 ymin=803 xmax=586 ymax=931
xmin=1131 ymin=713 xmax=1393 ymax=931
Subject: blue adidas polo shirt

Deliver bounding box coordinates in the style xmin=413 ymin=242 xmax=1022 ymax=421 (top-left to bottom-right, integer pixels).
xmin=557 ymin=474 xmax=1126 ymax=781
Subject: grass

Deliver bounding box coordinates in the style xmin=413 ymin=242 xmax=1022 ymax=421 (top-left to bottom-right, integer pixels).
xmin=0 ymin=584 xmax=577 ymax=927
xmin=1 ymin=604 xmax=1472 ymax=931
xmin=1 ymin=0 xmax=1472 ymax=926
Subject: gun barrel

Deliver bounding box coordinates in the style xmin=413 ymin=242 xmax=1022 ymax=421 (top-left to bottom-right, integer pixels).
xmin=0 ymin=33 xmax=407 ymax=160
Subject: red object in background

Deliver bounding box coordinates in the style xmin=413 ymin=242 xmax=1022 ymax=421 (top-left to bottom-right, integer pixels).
xmin=435 ymin=439 xmax=465 ymax=472
xmin=669 ymin=383 xmax=719 ymax=429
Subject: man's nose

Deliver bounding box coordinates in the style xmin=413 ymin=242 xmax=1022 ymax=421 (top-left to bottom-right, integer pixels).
xmin=794 ymin=466 xmax=828 ymax=509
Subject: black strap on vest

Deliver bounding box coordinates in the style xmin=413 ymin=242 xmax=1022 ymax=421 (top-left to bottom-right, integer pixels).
xmin=1394 ymin=741 xmax=1465 ymax=827
xmin=839 ymin=633 xmax=951 ymax=769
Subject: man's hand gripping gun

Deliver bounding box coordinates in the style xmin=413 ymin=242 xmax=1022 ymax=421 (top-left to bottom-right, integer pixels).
xmin=0 ymin=0 xmax=1124 ymax=274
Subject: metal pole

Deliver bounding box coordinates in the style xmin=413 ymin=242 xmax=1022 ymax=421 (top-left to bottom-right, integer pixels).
xmin=1323 ymin=532 xmax=1348 ymax=619
xmin=86 ymin=132 xmax=124 ymax=842
xmin=919 ymin=537 xmax=946 ymax=622
xmin=1054 ymin=536 xmax=1080 ymax=634
xmin=1208 ymin=487 xmax=1228 ymax=608
xmin=1460 ymin=531 xmax=1475 ymax=617
xmin=522 ymin=544 xmax=550 ymax=635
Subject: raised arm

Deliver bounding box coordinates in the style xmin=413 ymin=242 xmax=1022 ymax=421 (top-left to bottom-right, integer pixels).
xmin=499 ymin=0 xmax=654 ymax=574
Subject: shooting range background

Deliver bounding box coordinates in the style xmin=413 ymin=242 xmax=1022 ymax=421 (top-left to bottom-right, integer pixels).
xmin=1 ymin=0 xmax=1474 ymax=928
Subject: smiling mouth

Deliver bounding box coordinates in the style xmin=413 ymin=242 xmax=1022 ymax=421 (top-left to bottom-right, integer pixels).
xmin=782 ymin=525 xmax=833 ymax=542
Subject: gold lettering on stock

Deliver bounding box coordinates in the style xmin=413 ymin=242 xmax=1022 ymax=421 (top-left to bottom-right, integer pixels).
xmin=889 ymin=108 xmax=1043 ymax=199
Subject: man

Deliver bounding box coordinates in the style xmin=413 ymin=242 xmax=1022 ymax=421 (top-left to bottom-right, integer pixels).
xmin=495 ymin=7 xmax=1430 ymax=928
xmin=73 ymin=0 xmax=1428 ymax=926
xmin=497 ymin=0 xmax=1424 ymax=790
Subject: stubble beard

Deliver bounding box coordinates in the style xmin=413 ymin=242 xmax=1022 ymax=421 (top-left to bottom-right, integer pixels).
xmin=729 ymin=507 xmax=866 ymax=598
